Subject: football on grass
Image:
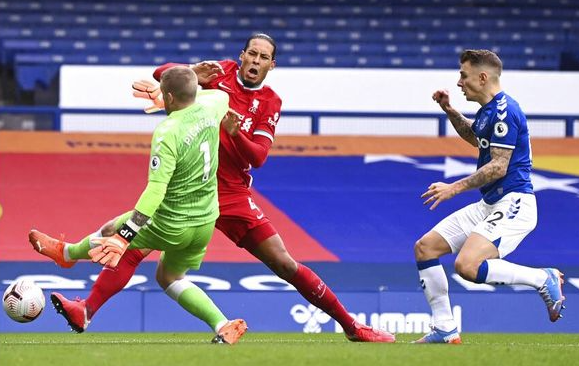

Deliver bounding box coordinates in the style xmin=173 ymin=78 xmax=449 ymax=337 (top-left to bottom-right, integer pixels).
xmin=3 ymin=280 xmax=45 ymax=323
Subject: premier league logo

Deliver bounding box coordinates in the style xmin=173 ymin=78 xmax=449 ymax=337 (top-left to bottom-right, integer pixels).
xmin=494 ymin=121 xmax=509 ymax=137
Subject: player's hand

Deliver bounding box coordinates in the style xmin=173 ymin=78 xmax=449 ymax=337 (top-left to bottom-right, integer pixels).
xmin=421 ymin=182 xmax=458 ymax=210
xmin=190 ymin=61 xmax=224 ymax=84
xmin=221 ymin=108 xmax=243 ymax=137
xmin=88 ymin=234 xmax=130 ymax=268
xmin=432 ymin=89 xmax=451 ymax=112
xmin=132 ymin=80 xmax=165 ymax=113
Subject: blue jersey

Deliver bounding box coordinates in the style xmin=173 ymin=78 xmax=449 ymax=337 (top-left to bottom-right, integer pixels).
xmin=471 ymin=91 xmax=533 ymax=204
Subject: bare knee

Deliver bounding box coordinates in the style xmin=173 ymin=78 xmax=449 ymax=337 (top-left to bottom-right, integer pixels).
xmin=414 ymin=237 xmax=440 ymax=261
xmin=249 ymin=236 xmax=298 ymax=280
xmin=414 ymin=232 xmax=452 ymax=262
xmin=155 ymin=270 xmax=169 ymax=290
xmin=414 ymin=238 xmax=430 ymax=261
xmin=269 ymin=255 xmax=298 ymax=281
xmin=454 ymin=258 xmax=479 ymax=282
xmin=155 ymin=265 xmax=182 ymax=290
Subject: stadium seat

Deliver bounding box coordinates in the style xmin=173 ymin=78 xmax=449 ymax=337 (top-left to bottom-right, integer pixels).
xmin=2 ymin=0 xmax=577 ymax=90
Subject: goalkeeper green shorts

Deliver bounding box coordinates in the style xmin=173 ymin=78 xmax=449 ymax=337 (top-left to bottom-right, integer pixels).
xmin=114 ymin=211 xmax=215 ymax=273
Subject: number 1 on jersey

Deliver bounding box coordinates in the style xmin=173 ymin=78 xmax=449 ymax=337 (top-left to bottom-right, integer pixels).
xmin=200 ymin=141 xmax=211 ymax=182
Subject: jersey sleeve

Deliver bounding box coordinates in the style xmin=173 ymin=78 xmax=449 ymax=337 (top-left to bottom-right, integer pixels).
xmin=490 ymin=105 xmax=520 ymax=150
xmin=148 ymin=119 xmax=179 ymax=184
xmin=253 ymin=95 xmax=282 ymax=143
xmin=153 ymin=63 xmax=186 ymax=82
xmin=199 ymin=60 xmax=238 ymax=89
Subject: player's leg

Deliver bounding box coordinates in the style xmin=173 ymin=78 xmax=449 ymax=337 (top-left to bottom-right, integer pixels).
xmin=413 ymin=230 xmax=460 ymax=344
xmin=49 ymin=212 xmax=151 ymax=332
xmin=217 ymin=194 xmax=393 ymax=342
xmin=413 ymin=201 xmax=488 ymax=344
xmin=51 ymin=249 xmax=151 ymax=333
xmin=243 ymin=226 xmax=395 ymax=343
xmin=456 ymin=193 xmax=565 ymax=322
xmin=29 ymin=212 xmax=130 ymax=267
xmin=156 ymin=222 xmax=246 ymax=344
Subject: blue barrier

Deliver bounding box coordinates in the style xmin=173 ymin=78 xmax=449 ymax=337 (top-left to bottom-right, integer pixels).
xmin=1 ymin=262 xmax=577 ymax=333
xmin=0 ymin=106 xmax=577 ymax=137
xmin=2 ymin=289 xmax=577 ymax=333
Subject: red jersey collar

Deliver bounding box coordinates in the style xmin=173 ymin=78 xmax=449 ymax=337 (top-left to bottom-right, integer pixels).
xmin=236 ymin=71 xmax=265 ymax=91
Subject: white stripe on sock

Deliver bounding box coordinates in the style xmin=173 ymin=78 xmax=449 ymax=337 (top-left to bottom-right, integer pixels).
xmin=165 ymin=279 xmax=194 ymax=301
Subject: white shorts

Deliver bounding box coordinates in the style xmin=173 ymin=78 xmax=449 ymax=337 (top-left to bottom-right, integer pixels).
xmin=433 ymin=192 xmax=537 ymax=258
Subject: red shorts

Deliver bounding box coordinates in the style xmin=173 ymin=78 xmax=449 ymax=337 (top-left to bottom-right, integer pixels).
xmin=215 ymin=192 xmax=277 ymax=249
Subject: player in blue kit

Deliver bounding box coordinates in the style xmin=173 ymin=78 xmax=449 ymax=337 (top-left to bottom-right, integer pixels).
xmin=414 ymin=50 xmax=565 ymax=344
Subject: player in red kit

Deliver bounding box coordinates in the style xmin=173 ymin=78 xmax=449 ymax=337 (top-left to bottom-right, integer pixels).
xmin=32 ymin=34 xmax=395 ymax=343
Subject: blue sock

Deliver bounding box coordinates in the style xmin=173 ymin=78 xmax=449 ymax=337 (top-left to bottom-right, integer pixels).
xmin=474 ymin=260 xmax=489 ymax=284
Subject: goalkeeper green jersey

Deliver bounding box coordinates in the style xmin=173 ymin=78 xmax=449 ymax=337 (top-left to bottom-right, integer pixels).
xmin=143 ymin=89 xmax=228 ymax=229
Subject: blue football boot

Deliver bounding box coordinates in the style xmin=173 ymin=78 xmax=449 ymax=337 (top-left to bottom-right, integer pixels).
xmin=539 ymin=268 xmax=566 ymax=322
xmin=414 ymin=326 xmax=462 ymax=344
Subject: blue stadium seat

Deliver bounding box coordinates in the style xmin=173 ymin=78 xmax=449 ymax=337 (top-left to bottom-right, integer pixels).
xmin=3 ymin=0 xmax=578 ymax=90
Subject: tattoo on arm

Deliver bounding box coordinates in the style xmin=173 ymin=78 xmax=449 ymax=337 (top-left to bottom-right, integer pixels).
xmin=455 ymin=147 xmax=512 ymax=192
xmin=446 ymin=108 xmax=477 ymax=147
xmin=130 ymin=210 xmax=150 ymax=227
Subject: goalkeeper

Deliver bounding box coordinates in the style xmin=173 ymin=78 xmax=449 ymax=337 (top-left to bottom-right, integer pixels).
xmin=29 ymin=66 xmax=247 ymax=344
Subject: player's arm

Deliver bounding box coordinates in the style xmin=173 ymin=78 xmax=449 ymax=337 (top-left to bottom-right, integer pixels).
xmin=432 ymin=89 xmax=477 ymax=147
xmin=449 ymin=146 xmax=511 ymax=193
xmin=153 ymin=61 xmax=224 ymax=84
xmin=422 ymin=147 xmax=512 ymax=210
xmin=222 ymin=105 xmax=277 ymax=168
xmin=231 ymin=130 xmax=272 ymax=168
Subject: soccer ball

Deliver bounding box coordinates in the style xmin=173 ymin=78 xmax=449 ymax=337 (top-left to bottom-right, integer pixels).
xmin=3 ymin=280 xmax=45 ymax=323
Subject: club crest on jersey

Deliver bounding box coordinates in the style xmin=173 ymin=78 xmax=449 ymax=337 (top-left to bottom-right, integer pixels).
xmin=268 ymin=112 xmax=280 ymax=127
xmin=150 ymin=156 xmax=161 ymax=170
xmin=494 ymin=121 xmax=508 ymax=138
xmin=249 ymin=99 xmax=260 ymax=114
xmin=478 ymin=115 xmax=489 ymax=130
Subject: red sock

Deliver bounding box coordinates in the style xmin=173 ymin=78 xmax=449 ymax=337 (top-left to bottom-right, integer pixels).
xmin=85 ymin=249 xmax=145 ymax=319
xmin=288 ymin=263 xmax=356 ymax=334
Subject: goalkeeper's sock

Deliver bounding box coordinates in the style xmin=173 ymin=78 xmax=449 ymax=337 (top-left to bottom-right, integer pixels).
xmin=482 ymin=259 xmax=548 ymax=288
xmin=85 ymin=249 xmax=145 ymax=319
xmin=66 ymin=231 xmax=102 ymax=260
xmin=166 ymin=279 xmax=227 ymax=331
xmin=288 ymin=263 xmax=356 ymax=334
xmin=417 ymin=259 xmax=456 ymax=332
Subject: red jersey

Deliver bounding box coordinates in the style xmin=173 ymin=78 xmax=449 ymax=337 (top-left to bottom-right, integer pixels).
xmin=201 ymin=60 xmax=282 ymax=195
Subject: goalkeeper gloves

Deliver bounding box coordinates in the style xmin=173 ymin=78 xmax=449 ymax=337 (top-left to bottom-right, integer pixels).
xmin=132 ymin=80 xmax=164 ymax=114
xmin=88 ymin=234 xmax=129 ymax=268
xmin=88 ymin=220 xmax=140 ymax=268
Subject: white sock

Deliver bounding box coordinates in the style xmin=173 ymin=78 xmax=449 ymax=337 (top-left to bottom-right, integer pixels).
xmin=214 ymin=319 xmax=228 ymax=333
xmin=165 ymin=278 xmax=194 ymax=301
xmin=88 ymin=230 xmax=103 ymax=249
xmin=419 ymin=264 xmax=456 ymax=332
xmin=486 ymin=259 xmax=548 ymax=288
xmin=63 ymin=244 xmax=73 ymax=262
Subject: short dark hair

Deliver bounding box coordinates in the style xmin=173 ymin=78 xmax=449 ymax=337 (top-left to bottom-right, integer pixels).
xmin=243 ymin=33 xmax=277 ymax=60
xmin=460 ymin=49 xmax=503 ymax=75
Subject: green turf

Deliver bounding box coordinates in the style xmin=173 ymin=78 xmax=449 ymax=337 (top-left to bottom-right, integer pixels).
xmin=1 ymin=333 xmax=578 ymax=366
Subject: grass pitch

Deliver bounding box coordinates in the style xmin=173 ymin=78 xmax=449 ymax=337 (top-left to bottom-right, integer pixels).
xmin=1 ymin=333 xmax=578 ymax=366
